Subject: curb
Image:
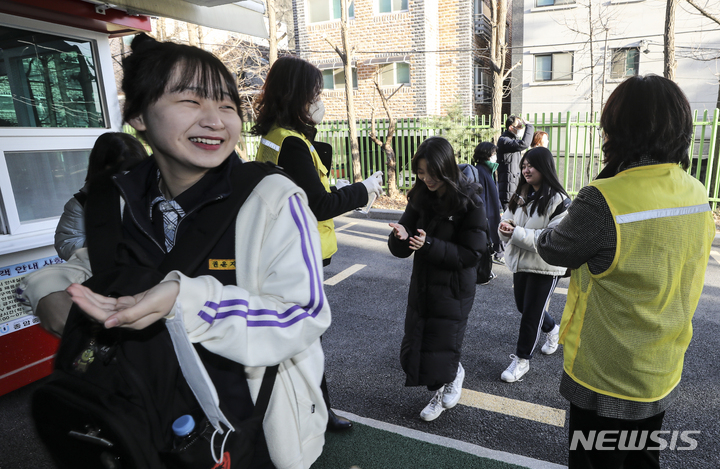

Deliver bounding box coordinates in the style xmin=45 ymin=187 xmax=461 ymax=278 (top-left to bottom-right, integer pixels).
xmin=345 ymin=208 xmax=404 ymax=221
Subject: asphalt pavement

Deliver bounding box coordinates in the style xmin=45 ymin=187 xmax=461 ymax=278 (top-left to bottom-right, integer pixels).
xmin=321 ymin=212 xmax=720 ymax=469
xmin=1 ymin=211 xmax=719 ymax=469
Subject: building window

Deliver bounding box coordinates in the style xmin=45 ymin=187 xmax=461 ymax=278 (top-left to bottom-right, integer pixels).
xmin=308 ymin=0 xmax=354 ymax=23
xmin=0 ymin=25 xmax=106 ymax=128
xmin=380 ymin=63 xmax=410 ymax=86
xmin=322 ymin=68 xmax=358 ymax=90
xmin=378 ymin=0 xmax=408 ymax=13
xmin=534 ymin=52 xmax=573 ymax=82
xmin=474 ymin=66 xmax=491 ymax=104
xmin=610 ymin=48 xmax=639 ymax=79
xmin=536 ymin=0 xmax=575 ymax=6
xmin=4 ymin=149 xmax=89 ymax=224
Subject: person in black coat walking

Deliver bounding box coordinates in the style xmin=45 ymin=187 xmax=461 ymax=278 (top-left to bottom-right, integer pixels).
xmin=473 ymin=142 xmax=504 ymax=266
xmin=497 ymin=115 xmax=534 ymax=210
xmin=388 ymin=137 xmax=488 ymax=422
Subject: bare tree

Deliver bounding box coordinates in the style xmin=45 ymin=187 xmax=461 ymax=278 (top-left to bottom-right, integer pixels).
xmin=325 ymin=0 xmax=363 ymax=182
xmin=266 ymin=0 xmax=290 ymax=65
xmin=557 ymin=0 xmax=614 ymax=117
xmin=664 ymin=0 xmax=678 ymax=80
xmin=368 ymin=78 xmax=405 ymax=198
xmin=489 ymin=0 xmax=521 ymax=138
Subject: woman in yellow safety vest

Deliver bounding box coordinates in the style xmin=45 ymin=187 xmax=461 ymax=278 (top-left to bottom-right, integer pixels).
xmin=536 ymin=75 xmax=715 ymax=469
xmin=251 ymin=56 xmax=384 ymax=431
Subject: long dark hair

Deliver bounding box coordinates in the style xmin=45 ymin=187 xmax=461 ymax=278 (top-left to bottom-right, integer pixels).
xmin=86 ymin=132 xmax=148 ymax=181
xmin=601 ymin=74 xmax=692 ymax=174
xmin=121 ymin=34 xmax=241 ymax=142
xmin=508 ymin=147 xmax=567 ymax=217
xmin=251 ymin=56 xmax=323 ymax=139
xmin=407 ymin=136 xmax=478 ymax=215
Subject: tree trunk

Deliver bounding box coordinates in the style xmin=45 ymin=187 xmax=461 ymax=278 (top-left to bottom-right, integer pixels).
xmin=384 ymin=145 xmax=398 ymax=198
xmin=587 ymin=0 xmax=595 ymax=117
xmin=340 ymin=0 xmax=362 ymax=182
xmin=490 ymin=0 xmax=508 ymax=141
xmin=268 ymin=0 xmax=278 ymax=65
xmin=187 ymin=23 xmax=199 ymax=47
xmin=664 ymin=0 xmax=678 ymax=81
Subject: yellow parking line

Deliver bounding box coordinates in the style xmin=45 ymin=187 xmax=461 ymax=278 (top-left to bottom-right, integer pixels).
xmin=324 ymin=264 xmax=366 ymax=286
xmin=459 ymin=389 xmax=566 ymax=427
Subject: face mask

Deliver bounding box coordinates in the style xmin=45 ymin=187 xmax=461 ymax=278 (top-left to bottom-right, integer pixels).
xmin=515 ymin=127 xmax=525 ymax=139
xmin=489 ymin=154 xmax=497 ymax=163
xmin=309 ymin=99 xmax=325 ymax=124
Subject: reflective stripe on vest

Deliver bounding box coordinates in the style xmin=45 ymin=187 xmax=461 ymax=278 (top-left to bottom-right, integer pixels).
xmin=255 ymin=126 xmax=337 ymax=260
xmin=559 ymin=164 xmax=714 ymax=402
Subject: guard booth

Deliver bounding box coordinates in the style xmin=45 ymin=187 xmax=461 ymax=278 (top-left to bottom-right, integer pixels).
xmin=0 ymin=0 xmax=267 ymax=396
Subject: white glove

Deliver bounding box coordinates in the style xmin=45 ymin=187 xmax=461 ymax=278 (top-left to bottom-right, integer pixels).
xmin=335 ymin=179 xmax=351 ymax=189
xmin=361 ymin=171 xmax=384 ymax=197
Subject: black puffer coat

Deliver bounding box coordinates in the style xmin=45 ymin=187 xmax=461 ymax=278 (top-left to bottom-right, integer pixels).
xmin=388 ymin=191 xmax=488 ymax=388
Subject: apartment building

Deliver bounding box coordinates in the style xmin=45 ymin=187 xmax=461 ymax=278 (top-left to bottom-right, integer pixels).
xmin=293 ymin=0 xmax=512 ymax=119
xmin=513 ymin=0 xmax=720 ymax=116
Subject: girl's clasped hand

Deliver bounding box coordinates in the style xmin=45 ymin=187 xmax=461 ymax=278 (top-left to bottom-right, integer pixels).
xmin=389 ymin=223 xmax=426 ymax=251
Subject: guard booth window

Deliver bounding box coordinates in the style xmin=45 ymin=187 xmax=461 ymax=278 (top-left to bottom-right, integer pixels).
xmin=0 ymin=25 xmax=106 ymax=128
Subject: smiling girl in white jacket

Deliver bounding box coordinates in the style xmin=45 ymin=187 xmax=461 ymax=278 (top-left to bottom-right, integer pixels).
xmin=498 ymin=147 xmax=570 ymax=383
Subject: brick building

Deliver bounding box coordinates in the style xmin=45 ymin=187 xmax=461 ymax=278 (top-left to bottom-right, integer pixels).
xmin=292 ymin=0 xmax=512 ymax=119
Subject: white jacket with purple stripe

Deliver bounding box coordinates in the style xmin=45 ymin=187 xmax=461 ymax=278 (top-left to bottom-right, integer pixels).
xmin=17 ymin=173 xmax=331 ymax=469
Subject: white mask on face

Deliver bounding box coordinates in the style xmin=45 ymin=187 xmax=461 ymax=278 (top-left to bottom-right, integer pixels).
xmin=515 ymin=127 xmax=525 ymax=139
xmin=489 ymin=154 xmax=497 ymax=163
xmin=309 ymin=99 xmax=325 ymax=124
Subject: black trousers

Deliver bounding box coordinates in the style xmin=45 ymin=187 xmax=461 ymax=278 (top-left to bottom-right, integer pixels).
xmin=569 ymin=404 xmax=664 ymax=469
xmin=512 ymin=272 xmax=558 ymax=359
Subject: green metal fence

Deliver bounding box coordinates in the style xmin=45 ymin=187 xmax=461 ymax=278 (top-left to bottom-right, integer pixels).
xmin=243 ymin=110 xmax=720 ymax=209
xmin=124 ymin=110 xmax=719 ymax=209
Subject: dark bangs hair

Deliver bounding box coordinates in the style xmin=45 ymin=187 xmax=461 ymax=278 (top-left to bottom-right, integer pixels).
xmin=122 ymin=34 xmax=240 ymax=139
xmin=508 ymin=147 xmax=568 ymax=217
xmin=86 ymin=132 xmax=148 ymax=181
xmin=601 ymin=74 xmax=692 ymax=174
xmin=251 ymin=56 xmax=323 ymax=139
xmin=472 ymin=141 xmax=497 ymax=165
xmin=407 ymin=136 xmax=478 ymax=215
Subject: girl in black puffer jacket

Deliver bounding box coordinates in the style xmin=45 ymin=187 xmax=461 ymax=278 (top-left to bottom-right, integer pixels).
xmin=388 ymin=136 xmax=489 ymax=422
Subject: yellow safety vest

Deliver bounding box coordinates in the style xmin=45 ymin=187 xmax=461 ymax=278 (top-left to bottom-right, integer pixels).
xmin=560 ymin=163 xmax=714 ymax=402
xmin=255 ymin=126 xmax=338 ymax=260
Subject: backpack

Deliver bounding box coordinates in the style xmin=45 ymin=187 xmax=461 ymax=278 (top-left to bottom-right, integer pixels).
xmin=458 ymin=164 xmax=494 ymax=284
xmin=32 ymin=161 xmax=283 ymax=469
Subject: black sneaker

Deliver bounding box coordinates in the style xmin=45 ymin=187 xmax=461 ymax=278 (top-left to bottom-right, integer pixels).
xmin=492 ymin=255 xmax=505 ymax=265
xmin=479 ymin=271 xmax=496 ymax=285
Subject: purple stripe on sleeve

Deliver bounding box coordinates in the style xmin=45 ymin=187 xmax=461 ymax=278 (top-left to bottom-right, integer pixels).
xmin=196 ymin=194 xmax=325 ymax=327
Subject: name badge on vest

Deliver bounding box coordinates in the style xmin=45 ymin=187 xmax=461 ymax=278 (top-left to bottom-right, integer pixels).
xmin=209 ymin=259 xmax=236 ymax=270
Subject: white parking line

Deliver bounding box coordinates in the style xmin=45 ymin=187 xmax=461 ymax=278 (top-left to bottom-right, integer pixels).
xmin=458 ymin=388 xmax=567 ymax=427
xmin=555 ymin=287 xmax=568 ymax=295
xmin=710 ymin=250 xmax=720 ymax=265
xmin=324 ymin=264 xmax=366 ymax=286
xmin=334 ymin=221 xmax=359 ymax=233
xmin=339 ymin=229 xmax=390 ymax=241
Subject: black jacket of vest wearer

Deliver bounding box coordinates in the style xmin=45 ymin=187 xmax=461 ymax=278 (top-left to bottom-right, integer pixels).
xmin=497 ymin=123 xmax=534 ymax=208
xmin=276 ymin=136 xmax=368 ymax=222
xmin=388 ymin=189 xmax=488 ymax=389
xmin=110 ymin=154 xmax=274 ymax=467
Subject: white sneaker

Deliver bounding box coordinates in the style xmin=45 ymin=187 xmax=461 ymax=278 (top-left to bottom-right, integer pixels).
xmin=501 ymin=355 xmax=529 ymax=382
xmin=541 ymin=324 xmax=560 ymax=355
xmin=442 ymin=363 xmax=465 ymax=409
xmin=420 ymin=388 xmax=445 ymax=421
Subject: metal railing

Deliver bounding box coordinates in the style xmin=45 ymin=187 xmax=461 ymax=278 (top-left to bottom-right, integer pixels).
xmin=127 ymin=109 xmax=720 ymax=209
